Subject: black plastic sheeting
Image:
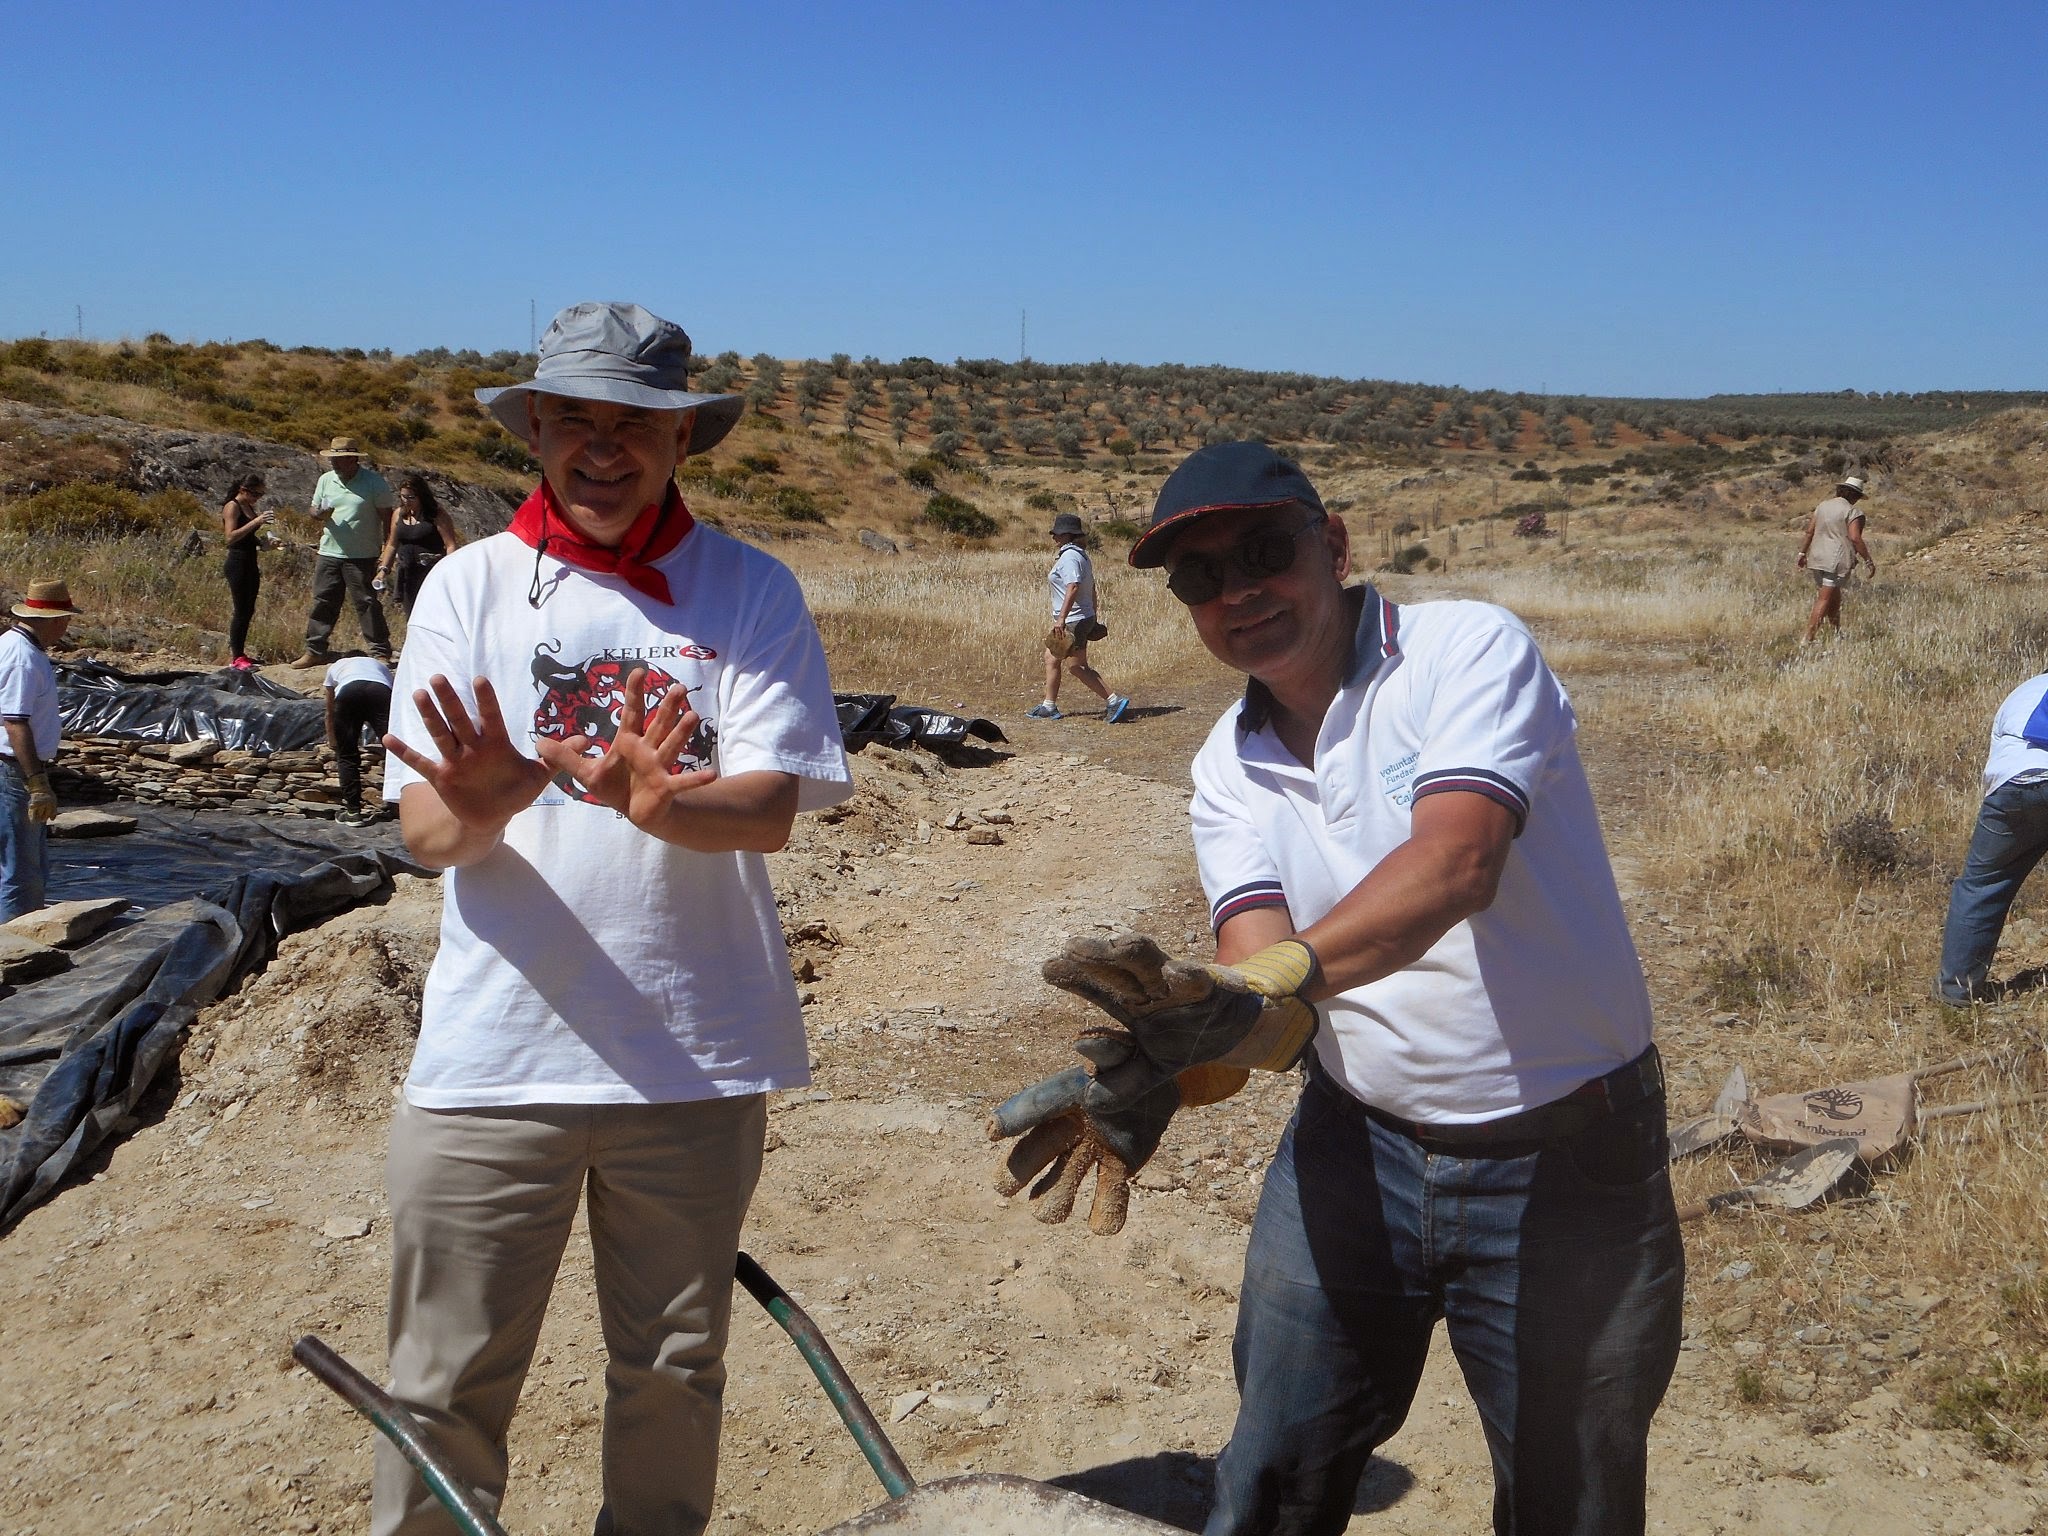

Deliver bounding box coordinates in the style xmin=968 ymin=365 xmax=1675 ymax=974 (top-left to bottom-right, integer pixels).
xmin=836 ymin=693 xmax=1006 ymax=753
xmin=51 ymin=803 xmax=404 ymax=907
xmin=57 ymin=659 xmax=325 ymax=753
xmin=0 ymin=846 xmax=420 ymax=1233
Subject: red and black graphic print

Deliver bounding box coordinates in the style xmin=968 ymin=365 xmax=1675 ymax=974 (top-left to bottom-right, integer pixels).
xmin=528 ymin=642 xmax=717 ymax=804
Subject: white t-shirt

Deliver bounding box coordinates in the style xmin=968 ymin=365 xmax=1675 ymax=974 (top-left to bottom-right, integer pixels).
xmin=1982 ymin=673 xmax=2048 ymax=795
xmin=324 ymin=657 xmax=393 ymax=693
xmin=384 ymin=523 xmax=854 ymax=1108
xmin=1190 ymin=587 xmax=1653 ymax=1124
xmin=1048 ymin=545 xmax=1096 ymax=622
xmin=0 ymin=627 xmax=60 ymax=761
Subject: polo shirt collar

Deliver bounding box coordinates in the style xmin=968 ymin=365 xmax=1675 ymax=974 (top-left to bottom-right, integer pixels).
xmin=1237 ymin=583 xmax=1401 ymax=734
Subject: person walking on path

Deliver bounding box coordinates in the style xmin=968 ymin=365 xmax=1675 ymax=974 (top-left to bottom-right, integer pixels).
xmin=1936 ymin=671 xmax=2048 ymax=1003
xmin=0 ymin=579 xmax=82 ymax=920
xmin=376 ymin=473 xmax=463 ymax=615
xmin=324 ymin=655 xmax=394 ymax=825
xmin=220 ymin=472 xmax=274 ymax=668
xmin=375 ymin=301 xmax=852 ymax=1535
xmin=993 ymin=441 xmax=1681 ymax=1536
xmin=1029 ymin=510 xmax=1131 ymax=722
xmin=1797 ymin=474 xmax=1875 ymax=642
xmin=292 ymin=435 xmax=395 ymax=668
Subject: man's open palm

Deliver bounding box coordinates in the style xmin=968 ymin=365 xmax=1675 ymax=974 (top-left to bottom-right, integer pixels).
xmin=383 ymin=675 xmax=551 ymax=833
xmin=533 ymin=667 xmax=717 ymax=830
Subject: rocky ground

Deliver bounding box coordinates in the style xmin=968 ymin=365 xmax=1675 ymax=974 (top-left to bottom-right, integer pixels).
xmin=3 ymin=685 xmax=2047 ymax=1535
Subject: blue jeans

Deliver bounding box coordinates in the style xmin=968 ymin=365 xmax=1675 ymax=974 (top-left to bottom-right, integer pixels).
xmin=1937 ymin=776 xmax=2048 ymax=1002
xmin=0 ymin=758 xmax=49 ymax=921
xmin=1207 ymin=1068 xmax=1684 ymax=1536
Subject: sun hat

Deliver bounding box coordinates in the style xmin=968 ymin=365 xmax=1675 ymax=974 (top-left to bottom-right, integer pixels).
xmin=1837 ymin=475 xmax=1867 ymax=495
xmin=11 ymin=578 xmax=83 ymax=619
xmin=477 ymin=301 xmax=745 ymax=458
xmin=1129 ymin=441 xmax=1326 ymax=569
xmin=1050 ymin=511 xmax=1086 ymax=541
xmin=319 ymin=436 xmax=367 ymax=459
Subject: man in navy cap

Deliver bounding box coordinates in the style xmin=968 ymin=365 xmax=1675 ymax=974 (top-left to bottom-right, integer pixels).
xmin=992 ymin=442 xmax=1680 ymax=1535
xmin=377 ymin=302 xmax=853 ymax=1534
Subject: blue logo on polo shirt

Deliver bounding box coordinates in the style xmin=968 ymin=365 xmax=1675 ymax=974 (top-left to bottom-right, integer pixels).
xmin=1379 ymin=750 xmax=1419 ymax=807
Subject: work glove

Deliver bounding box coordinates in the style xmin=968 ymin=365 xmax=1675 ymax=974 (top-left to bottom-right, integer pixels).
xmin=989 ymin=932 xmax=1320 ymax=1235
xmin=25 ymin=773 xmax=57 ymax=825
xmin=1044 ymin=624 xmax=1074 ymax=660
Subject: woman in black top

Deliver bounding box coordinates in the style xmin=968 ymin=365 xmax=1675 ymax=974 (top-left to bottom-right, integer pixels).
xmin=220 ymin=473 xmax=273 ymax=667
xmin=375 ymin=473 xmax=463 ymax=614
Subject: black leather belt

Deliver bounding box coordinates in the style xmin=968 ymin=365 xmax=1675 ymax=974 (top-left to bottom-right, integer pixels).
xmin=1311 ymin=1044 xmax=1664 ymax=1150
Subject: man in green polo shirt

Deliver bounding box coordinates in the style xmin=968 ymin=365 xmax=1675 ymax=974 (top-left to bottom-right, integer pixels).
xmin=292 ymin=435 xmax=396 ymax=667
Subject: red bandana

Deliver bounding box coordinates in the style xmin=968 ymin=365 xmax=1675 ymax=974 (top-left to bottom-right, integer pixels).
xmin=509 ymin=480 xmax=695 ymax=605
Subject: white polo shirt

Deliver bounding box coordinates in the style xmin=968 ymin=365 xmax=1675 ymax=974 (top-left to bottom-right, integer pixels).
xmin=1190 ymin=586 xmax=1653 ymax=1124
xmin=0 ymin=626 xmax=60 ymax=762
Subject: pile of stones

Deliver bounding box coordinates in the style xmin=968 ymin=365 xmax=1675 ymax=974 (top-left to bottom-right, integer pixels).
xmin=49 ymin=737 xmax=379 ymax=819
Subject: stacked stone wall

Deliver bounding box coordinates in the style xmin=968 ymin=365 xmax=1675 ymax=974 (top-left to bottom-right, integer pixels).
xmin=49 ymin=738 xmax=382 ymax=819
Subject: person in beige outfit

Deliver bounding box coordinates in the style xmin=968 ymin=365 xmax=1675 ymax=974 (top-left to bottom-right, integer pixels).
xmin=1797 ymin=475 xmax=1875 ymax=641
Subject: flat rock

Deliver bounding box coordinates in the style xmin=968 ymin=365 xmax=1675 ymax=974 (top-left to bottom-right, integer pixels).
xmin=165 ymin=739 xmax=221 ymax=766
xmin=0 ymin=932 xmax=70 ymax=984
xmin=857 ymin=528 xmax=900 ymax=555
xmin=320 ymin=1215 xmax=372 ymax=1241
xmin=889 ymin=1390 xmax=928 ymax=1423
xmin=965 ymin=827 xmax=1005 ymax=846
xmin=49 ymin=808 xmax=138 ymax=838
xmin=2 ymin=896 xmax=131 ymax=947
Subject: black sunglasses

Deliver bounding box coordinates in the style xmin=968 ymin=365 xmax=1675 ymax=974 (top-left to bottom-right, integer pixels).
xmin=1165 ymin=516 xmax=1328 ymax=605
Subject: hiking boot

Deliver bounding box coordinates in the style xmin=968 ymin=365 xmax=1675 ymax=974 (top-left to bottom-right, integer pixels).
xmin=288 ymin=650 xmax=333 ymax=669
xmin=1106 ymin=695 xmax=1132 ymax=724
xmin=336 ymin=807 xmax=378 ymax=826
xmin=1026 ymin=702 xmax=1062 ymax=720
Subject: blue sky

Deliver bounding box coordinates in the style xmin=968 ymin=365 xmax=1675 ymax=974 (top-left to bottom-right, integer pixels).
xmin=4 ymin=1 xmax=2043 ymax=395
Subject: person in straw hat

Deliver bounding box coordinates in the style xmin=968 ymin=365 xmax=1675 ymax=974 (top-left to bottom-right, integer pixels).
xmin=291 ymin=435 xmax=396 ymax=668
xmin=374 ymin=301 xmax=852 ymax=1533
xmin=1797 ymin=473 xmax=1876 ymax=642
xmin=1 ymin=578 xmax=83 ymax=919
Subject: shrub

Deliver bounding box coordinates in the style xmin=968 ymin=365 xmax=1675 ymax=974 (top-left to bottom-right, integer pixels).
xmin=770 ymin=486 xmax=826 ymax=523
xmin=1024 ymin=489 xmax=1072 ymax=512
xmin=1824 ymin=810 xmax=1919 ymax=879
xmin=901 ymin=457 xmax=944 ymax=490
xmin=1513 ymin=511 xmax=1551 ymax=538
xmin=736 ymin=452 xmax=781 ymax=475
xmin=921 ymin=491 xmax=997 ymax=538
xmin=1099 ymin=517 xmax=1144 ymax=542
xmin=1385 ymin=542 xmax=1430 ymax=574
xmin=1509 ymin=466 xmax=1552 ymax=482
xmin=1701 ymin=941 xmax=1806 ymax=1011
xmin=1107 ymin=437 xmax=1137 ymax=463
xmin=4 ymin=483 xmax=210 ymax=539
xmin=471 ymin=434 xmax=539 ymax=473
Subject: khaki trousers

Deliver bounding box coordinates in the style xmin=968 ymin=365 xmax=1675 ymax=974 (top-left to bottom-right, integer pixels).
xmin=373 ymin=1095 xmax=767 ymax=1536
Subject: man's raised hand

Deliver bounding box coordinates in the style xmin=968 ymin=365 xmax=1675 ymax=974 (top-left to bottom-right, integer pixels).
xmin=532 ymin=667 xmax=717 ymax=830
xmin=383 ymin=674 xmax=552 ymax=836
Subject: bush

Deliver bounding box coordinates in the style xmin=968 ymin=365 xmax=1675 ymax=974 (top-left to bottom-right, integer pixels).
xmin=1385 ymin=542 xmax=1430 ymax=574
xmin=901 ymin=457 xmax=944 ymax=490
xmin=770 ymin=486 xmax=826 ymax=523
xmin=471 ymin=434 xmax=539 ymax=473
xmin=1509 ymin=465 xmax=1552 ymax=482
xmin=4 ymin=483 xmax=211 ymax=539
xmin=1513 ymin=511 xmax=1551 ymax=538
xmin=1024 ymin=489 xmax=1073 ymax=512
xmin=1824 ymin=810 xmax=1920 ymax=879
xmin=921 ymin=491 xmax=997 ymax=538
xmin=1099 ymin=517 xmax=1144 ymax=542
xmin=735 ymin=452 xmax=781 ymax=475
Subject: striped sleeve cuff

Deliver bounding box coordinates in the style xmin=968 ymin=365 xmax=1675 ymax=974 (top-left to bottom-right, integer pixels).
xmin=1411 ymin=767 xmax=1530 ymax=833
xmin=1211 ymin=879 xmax=1290 ymax=931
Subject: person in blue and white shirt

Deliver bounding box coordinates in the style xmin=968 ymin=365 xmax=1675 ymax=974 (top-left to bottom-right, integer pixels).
xmin=1936 ymin=672 xmax=2048 ymax=1003
xmin=995 ymin=443 xmax=1679 ymax=1536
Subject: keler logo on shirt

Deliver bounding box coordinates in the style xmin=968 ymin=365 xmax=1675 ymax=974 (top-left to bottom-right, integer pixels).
xmin=528 ymin=642 xmax=717 ymax=805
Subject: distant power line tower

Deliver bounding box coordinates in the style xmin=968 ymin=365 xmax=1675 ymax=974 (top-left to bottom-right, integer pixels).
xmin=75 ymin=305 xmax=83 ymax=340
xmin=1020 ymin=309 xmax=1028 ymax=363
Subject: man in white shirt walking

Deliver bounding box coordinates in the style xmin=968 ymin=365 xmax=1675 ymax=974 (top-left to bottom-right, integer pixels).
xmin=376 ymin=302 xmax=853 ymax=1535
xmin=0 ymin=579 xmax=81 ymax=920
xmin=1936 ymin=672 xmax=2048 ymax=1003
xmin=1029 ymin=512 xmax=1130 ymax=722
xmin=993 ymin=443 xmax=1680 ymax=1535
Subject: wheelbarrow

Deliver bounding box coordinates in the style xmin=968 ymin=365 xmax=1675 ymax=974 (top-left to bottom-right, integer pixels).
xmin=294 ymin=1251 xmax=1181 ymax=1535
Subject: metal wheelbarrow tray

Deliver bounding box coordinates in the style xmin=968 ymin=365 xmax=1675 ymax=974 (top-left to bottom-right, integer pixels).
xmin=295 ymin=1251 xmax=1180 ymax=1534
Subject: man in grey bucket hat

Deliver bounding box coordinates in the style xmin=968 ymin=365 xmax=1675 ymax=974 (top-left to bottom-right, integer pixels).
xmin=375 ymin=302 xmax=853 ymax=1534
xmin=476 ymin=301 xmax=745 ymax=459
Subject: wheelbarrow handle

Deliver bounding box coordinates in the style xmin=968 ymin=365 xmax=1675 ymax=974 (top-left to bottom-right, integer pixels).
xmin=292 ymin=1334 xmax=512 ymax=1536
xmin=736 ymin=1251 xmax=917 ymax=1500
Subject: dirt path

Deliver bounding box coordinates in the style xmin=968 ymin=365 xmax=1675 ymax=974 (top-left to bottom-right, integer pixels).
xmin=3 ymin=685 xmax=2044 ymax=1534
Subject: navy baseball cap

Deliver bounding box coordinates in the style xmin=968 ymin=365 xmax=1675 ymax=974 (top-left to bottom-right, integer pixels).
xmin=1129 ymin=442 xmax=1326 ymax=568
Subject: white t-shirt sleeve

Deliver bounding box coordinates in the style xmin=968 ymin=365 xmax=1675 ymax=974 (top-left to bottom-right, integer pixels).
xmin=1191 ymin=736 xmax=1291 ymax=933
xmin=0 ymin=644 xmax=34 ymax=719
xmin=381 ymin=584 xmax=481 ymax=801
xmin=1407 ymin=615 xmax=1572 ymax=834
xmin=715 ymin=562 xmax=854 ymax=812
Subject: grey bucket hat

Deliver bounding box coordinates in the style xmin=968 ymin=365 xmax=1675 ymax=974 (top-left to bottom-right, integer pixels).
xmin=476 ymin=301 xmax=745 ymax=457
